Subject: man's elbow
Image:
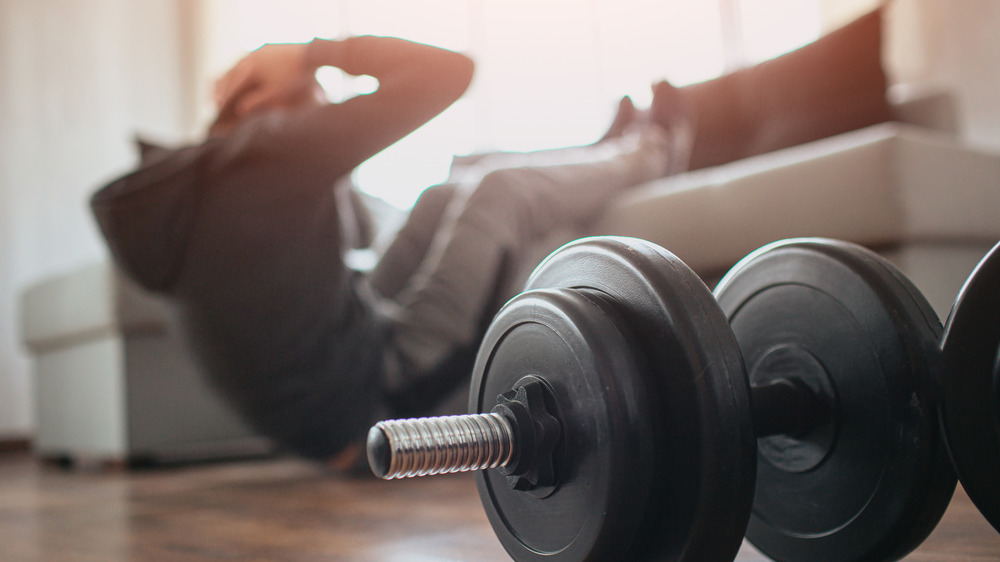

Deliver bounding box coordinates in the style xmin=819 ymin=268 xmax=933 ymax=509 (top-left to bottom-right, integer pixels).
xmin=449 ymin=52 xmax=475 ymax=98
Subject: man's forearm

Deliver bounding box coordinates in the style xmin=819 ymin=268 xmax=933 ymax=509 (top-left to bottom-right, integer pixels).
xmin=305 ymin=35 xmax=473 ymax=110
xmin=291 ymin=35 xmax=474 ymax=172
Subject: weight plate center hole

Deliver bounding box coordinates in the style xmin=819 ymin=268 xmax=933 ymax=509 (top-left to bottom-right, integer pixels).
xmin=752 ymin=344 xmax=839 ymax=473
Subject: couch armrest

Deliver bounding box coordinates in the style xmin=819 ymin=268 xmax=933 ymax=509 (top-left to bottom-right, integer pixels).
xmin=21 ymin=262 xmax=170 ymax=353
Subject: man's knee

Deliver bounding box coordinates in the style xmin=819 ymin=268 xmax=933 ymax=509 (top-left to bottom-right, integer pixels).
xmin=403 ymin=183 xmax=461 ymax=233
xmin=466 ymin=168 xmax=535 ymax=217
xmin=464 ymin=167 xmax=557 ymax=241
xmin=417 ymin=182 xmax=459 ymax=208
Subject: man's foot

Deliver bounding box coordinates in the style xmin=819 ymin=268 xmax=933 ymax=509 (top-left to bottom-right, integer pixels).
xmin=650 ymin=80 xmax=695 ymax=176
xmin=327 ymin=441 xmax=364 ymax=472
xmin=599 ymin=96 xmax=640 ymax=142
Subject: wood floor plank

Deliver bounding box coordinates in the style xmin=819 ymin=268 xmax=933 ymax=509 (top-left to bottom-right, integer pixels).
xmin=0 ymin=452 xmax=996 ymax=561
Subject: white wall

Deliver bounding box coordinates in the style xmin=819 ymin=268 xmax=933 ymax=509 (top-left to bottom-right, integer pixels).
xmin=0 ymin=0 xmax=196 ymax=438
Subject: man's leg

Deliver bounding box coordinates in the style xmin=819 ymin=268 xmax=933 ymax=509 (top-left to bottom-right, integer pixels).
xmin=369 ymin=183 xmax=460 ymax=300
xmin=368 ymin=143 xmax=641 ymax=306
xmin=383 ymin=126 xmax=679 ymax=396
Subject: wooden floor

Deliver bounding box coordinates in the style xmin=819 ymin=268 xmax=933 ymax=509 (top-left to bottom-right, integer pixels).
xmin=0 ymin=452 xmax=997 ymax=561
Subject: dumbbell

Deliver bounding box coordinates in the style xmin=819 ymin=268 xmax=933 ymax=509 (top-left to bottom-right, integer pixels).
xmin=366 ymin=236 xmax=964 ymax=561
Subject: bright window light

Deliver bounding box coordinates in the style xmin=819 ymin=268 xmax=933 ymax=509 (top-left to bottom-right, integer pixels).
xmin=235 ymin=0 xmax=343 ymax=50
xmin=738 ymin=0 xmax=821 ymax=64
xmin=221 ymin=0 xmax=821 ymax=208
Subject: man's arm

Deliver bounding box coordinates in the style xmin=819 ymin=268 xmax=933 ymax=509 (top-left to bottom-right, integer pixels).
xmin=217 ymin=35 xmax=474 ymax=178
xmin=311 ymin=35 xmax=473 ymax=162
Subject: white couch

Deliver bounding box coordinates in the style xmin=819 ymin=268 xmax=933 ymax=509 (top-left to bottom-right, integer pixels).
xmin=587 ymin=91 xmax=999 ymax=318
xmin=484 ymin=89 xmax=997 ymax=321
xmin=21 ymin=265 xmax=273 ymax=465
xmin=20 ymin=89 xmax=998 ymax=464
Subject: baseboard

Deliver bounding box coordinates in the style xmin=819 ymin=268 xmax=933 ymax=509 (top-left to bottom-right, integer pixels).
xmin=0 ymin=437 xmax=32 ymax=454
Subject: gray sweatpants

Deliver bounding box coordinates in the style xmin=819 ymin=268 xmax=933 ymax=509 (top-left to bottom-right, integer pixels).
xmin=370 ymin=129 xmax=674 ymax=398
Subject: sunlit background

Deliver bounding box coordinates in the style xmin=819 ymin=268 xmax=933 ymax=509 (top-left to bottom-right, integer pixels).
xmin=197 ymin=0 xmax=825 ymax=208
xmin=15 ymin=0 xmax=1000 ymax=443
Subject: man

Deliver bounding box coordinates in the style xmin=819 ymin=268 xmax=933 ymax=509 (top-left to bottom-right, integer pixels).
xmin=91 ymin=35 xmax=689 ymax=466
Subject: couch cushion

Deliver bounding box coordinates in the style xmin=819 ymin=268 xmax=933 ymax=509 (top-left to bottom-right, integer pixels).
xmin=591 ymin=123 xmax=1000 ymax=276
xmin=682 ymin=8 xmax=891 ymax=170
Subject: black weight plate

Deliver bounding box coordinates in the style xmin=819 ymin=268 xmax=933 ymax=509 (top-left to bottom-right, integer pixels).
xmin=470 ymin=287 xmax=653 ymax=561
xmin=939 ymin=241 xmax=1000 ymax=533
xmin=469 ymin=237 xmax=755 ymax=561
xmin=715 ymin=238 xmax=957 ymax=562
